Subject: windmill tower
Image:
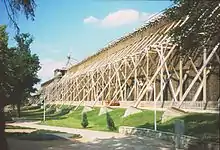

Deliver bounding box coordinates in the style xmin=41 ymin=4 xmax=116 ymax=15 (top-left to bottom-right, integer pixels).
xmin=64 ymin=50 xmax=78 ymax=70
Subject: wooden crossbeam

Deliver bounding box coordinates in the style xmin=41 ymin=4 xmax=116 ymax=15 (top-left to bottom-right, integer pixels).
xmin=156 ymin=46 xmax=178 ymax=102
xmin=191 ymin=69 xmax=210 ymax=103
xmin=178 ymin=43 xmax=220 ymax=108
xmin=108 ymin=24 xmax=173 ymax=104
xmin=91 ymin=60 xmax=125 ymax=107
xmin=73 ymin=69 xmax=107 ymax=109
xmin=134 ymin=44 xmax=176 ymax=107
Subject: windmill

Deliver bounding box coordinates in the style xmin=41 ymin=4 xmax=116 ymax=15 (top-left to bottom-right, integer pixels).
xmin=64 ymin=49 xmax=78 ymax=69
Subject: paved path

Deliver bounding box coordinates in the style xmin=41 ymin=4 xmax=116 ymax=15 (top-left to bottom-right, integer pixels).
xmin=7 ymin=121 xmax=175 ymax=150
xmin=7 ymin=121 xmax=125 ymax=141
xmin=8 ymin=136 xmax=174 ymax=150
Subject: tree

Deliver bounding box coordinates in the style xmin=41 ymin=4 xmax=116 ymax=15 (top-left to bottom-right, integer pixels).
xmin=0 ymin=32 xmax=40 ymax=116
xmin=2 ymin=0 xmax=36 ymax=32
xmin=106 ymin=112 xmax=116 ymax=131
xmin=0 ymin=25 xmax=41 ymax=150
xmin=164 ymin=0 xmax=220 ymax=56
xmin=81 ymin=112 xmax=89 ymax=128
xmin=0 ymin=25 xmax=10 ymax=150
xmin=12 ymin=33 xmax=40 ymax=116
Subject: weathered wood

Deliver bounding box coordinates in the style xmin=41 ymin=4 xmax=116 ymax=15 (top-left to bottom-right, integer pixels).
xmin=178 ymin=43 xmax=220 ymax=108
xmin=203 ymin=48 xmax=207 ymax=102
xmin=134 ymin=44 xmax=177 ymax=107
xmin=40 ymin=10 xmax=220 ymax=112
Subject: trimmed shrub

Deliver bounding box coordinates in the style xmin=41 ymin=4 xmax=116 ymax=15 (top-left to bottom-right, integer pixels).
xmin=57 ymin=108 xmax=71 ymax=116
xmin=21 ymin=105 xmax=41 ymax=111
xmin=45 ymin=107 xmax=56 ymax=114
xmin=81 ymin=112 xmax=89 ymax=128
xmin=106 ymin=112 xmax=116 ymax=131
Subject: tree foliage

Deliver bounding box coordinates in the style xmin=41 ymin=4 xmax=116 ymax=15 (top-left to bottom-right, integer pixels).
xmin=0 ymin=24 xmax=40 ymax=150
xmin=164 ymin=0 xmax=220 ymax=56
xmin=0 ymin=25 xmax=41 ymax=107
xmin=81 ymin=112 xmax=89 ymax=128
xmin=106 ymin=112 xmax=116 ymax=131
xmin=2 ymin=0 xmax=36 ymax=32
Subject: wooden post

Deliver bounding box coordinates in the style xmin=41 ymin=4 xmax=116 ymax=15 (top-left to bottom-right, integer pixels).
xmin=134 ymin=44 xmax=176 ymax=108
xmin=179 ymin=57 xmax=183 ymax=101
xmin=160 ymin=45 xmax=164 ymax=102
xmin=102 ymin=72 xmax=105 ymax=102
xmin=108 ymin=65 xmax=111 ymax=100
xmin=124 ymin=61 xmax=127 ymax=101
xmin=203 ymin=48 xmax=207 ymax=102
xmin=154 ymin=79 xmax=157 ymax=131
xmin=114 ymin=63 xmax=124 ymax=101
xmin=115 ymin=66 xmax=118 ymax=101
xmin=191 ymin=70 xmax=210 ymax=103
xmin=92 ymin=61 xmax=124 ymax=107
xmin=136 ymin=57 xmax=138 ymax=101
xmin=43 ymin=95 xmax=46 ymax=122
xmin=178 ymin=43 xmax=219 ymax=107
xmin=146 ymin=50 xmax=149 ymax=101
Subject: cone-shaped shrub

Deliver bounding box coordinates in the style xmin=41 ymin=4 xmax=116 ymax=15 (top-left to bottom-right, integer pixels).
xmin=106 ymin=112 xmax=116 ymax=131
xmin=81 ymin=112 xmax=89 ymax=128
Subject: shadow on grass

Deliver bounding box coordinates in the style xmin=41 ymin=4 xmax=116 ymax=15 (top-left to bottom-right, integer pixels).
xmin=18 ymin=107 xmax=74 ymax=121
xmin=136 ymin=113 xmax=219 ymax=137
xmin=6 ymin=129 xmax=81 ymax=141
xmin=21 ymin=105 xmax=41 ymax=111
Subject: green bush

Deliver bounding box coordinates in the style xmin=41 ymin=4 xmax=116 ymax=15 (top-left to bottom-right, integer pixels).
xmin=59 ymin=108 xmax=71 ymax=115
xmin=106 ymin=112 xmax=116 ymax=131
xmin=45 ymin=107 xmax=56 ymax=114
xmin=21 ymin=105 xmax=41 ymax=111
xmin=81 ymin=112 xmax=89 ymax=128
xmin=4 ymin=113 xmax=14 ymax=122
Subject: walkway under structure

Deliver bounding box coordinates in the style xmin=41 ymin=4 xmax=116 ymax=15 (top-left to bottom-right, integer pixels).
xmin=40 ymin=7 xmax=220 ymax=114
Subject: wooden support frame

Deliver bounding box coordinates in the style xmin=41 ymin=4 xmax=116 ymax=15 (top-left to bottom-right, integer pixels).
xmin=40 ymin=8 xmax=220 ymax=112
xmin=178 ymin=43 xmax=220 ymax=108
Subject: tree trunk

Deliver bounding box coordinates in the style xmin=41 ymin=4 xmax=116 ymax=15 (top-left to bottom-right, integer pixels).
xmin=0 ymin=105 xmax=8 ymax=150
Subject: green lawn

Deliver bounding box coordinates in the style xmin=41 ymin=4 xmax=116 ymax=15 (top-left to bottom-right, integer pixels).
xmin=5 ymin=125 xmax=33 ymax=129
xmin=42 ymin=107 xmax=163 ymax=132
xmin=18 ymin=105 xmax=219 ymax=138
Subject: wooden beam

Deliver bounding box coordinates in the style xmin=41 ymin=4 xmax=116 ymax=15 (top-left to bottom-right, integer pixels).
xmin=203 ymin=48 xmax=207 ymax=102
xmin=134 ymin=44 xmax=176 ymax=107
xmin=179 ymin=57 xmax=183 ymax=101
xmin=91 ymin=60 xmax=125 ymax=107
xmin=178 ymin=43 xmax=220 ymax=108
xmin=160 ymin=45 xmax=164 ymax=102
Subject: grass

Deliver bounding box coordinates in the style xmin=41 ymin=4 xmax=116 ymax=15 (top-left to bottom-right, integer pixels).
xmin=17 ymin=105 xmax=219 ymax=138
xmin=18 ymin=105 xmax=71 ymax=121
xmin=157 ymin=113 xmax=219 ymax=137
xmin=42 ymin=107 xmax=163 ymax=132
xmin=5 ymin=125 xmax=33 ymax=129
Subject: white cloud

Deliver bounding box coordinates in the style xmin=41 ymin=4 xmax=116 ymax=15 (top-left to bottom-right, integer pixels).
xmin=101 ymin=9 xmax=140 ymax=27
xmin=38 ymin=59 xmax=66 ymax=83
xmin=84 ymin=9 xmax=157 ymax=28
xmin=84 ymin=16 xmax=100 ymax=24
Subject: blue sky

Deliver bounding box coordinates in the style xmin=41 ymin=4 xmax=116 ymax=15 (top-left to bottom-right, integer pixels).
xmin=0 ymin=0 xmax=173 ymax=84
